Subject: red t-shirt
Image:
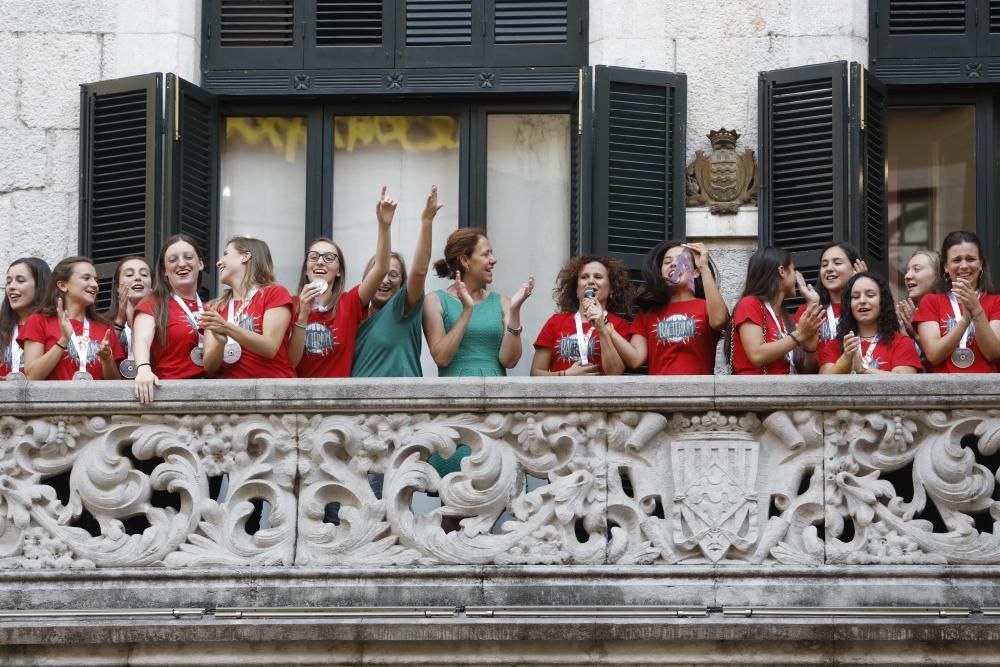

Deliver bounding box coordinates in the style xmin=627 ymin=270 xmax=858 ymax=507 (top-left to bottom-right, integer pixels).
xmin=295 ymin=284 xmax=364 ymax=378
xmin=630 ymin=299 xmax=719 ymax=375
xmin=794 ymin=301 xmax=840 ymax=342
xmin=212 ymin=284 xmax=295 ymax=379
xmin=912 ymin=292 xmax=1000 ymax=373
xmin=134 ymin=295 xmax=203 ymax=380
xmin=817 ymin=331 xmax=923 ymax=372
xmin=731 ymin=296 xmax=792 ymax=375
xmin=18 ymin=312 xmax=125 ymax=380
xmin=533 ymin=311 xmax=630 ymax=374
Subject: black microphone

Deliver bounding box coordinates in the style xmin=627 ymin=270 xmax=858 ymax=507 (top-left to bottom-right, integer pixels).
xmin=583 ymin=287 xmax=597 ymax=325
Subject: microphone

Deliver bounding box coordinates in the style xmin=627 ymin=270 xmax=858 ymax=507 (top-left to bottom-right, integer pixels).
xmin=583 ymin=287 xmax=597 ymax=325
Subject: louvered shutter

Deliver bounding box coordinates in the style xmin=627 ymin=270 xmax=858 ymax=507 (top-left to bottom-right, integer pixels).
xmin=758 ymin=62 xmax=849 ymax=288
xmin=592 ymin=66 xmax=686 ymax=270
xmin=875 ymin=0 xmax=975 ymax=58
xmin=164 ymin=75 xmax=220 ymax=294
xmin=304 ymin=0 xmax=393 ymax=67
xmin=849 ymin=64 xmax=889 ymax=278
xmin=204 ymin=0 xmax=304 ymax=70
xmin=485 ymin=0 xmax=586 ymax=66
xmin=79 ymin=74 xmax=164 ymax=302
xmin=396 ymin=0 xmax=482 ymax=67
xmin=982 ymin=0 xmax=1000 ymax=53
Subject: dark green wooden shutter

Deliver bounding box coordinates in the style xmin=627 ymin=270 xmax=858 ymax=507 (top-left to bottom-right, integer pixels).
xmin=849 ymin=63 xmax=889 ymax=278
xmin=204 ymin=0 xmax=304 ymax=70
xmin=759 ymin=62 xmax=849 ymax=285
xmin=592 ymin=66 xmax=686 ymax=270
xmin=396 ymin=0 xmax=481 ymax=67
xmin=304 ymin=0 xmax=394 ymax=67
xmin=79 ymin=73 xmax=163 ymax=306
xmin=164 ymin=74 xmax=220 ymax=293
xmin=875 ymin=0 xmax=975 ymax=58
xmin=486 ymin=0 xmax=586 ymax=66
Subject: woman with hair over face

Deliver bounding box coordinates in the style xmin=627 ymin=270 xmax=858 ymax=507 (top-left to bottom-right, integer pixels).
xmin=731 ymin=246 xmax=824 ymax=375
xmin=2 ymin=257 xmax=51 ymax=381
xmin=20 ymin=256 xmax=124 ymax=380
xmin=105 ymin=255 xmax=152 ymax=378
xmin=818 ymin=272 xmax=921 ymax=374
xmin=290 ymin=187 xmax=395 ymax=378
xmin=353 ymin=185 xmax=441 ymax=378
xmin=530 ymin=254 xmax=631 ymax=377
xmin=794 ymin=241 xmax=866 ymax=342
xmin=616 ymin=241 xmax=728 ymax=375
xmin=131 ymin=234 xmax=208 ymax=403
xmin=914 ymin=231 xmax=1000 ymax=373
xmin=199 ymin=237 xmax=295 ymax=379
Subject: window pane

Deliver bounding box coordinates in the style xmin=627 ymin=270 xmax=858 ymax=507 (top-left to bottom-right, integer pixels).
xmin=487 ymin=114 xmax=571 ymax=377
xmin=332 ymin=115 xmax=461 ymax=375
xmin=220 ymin=116 xmax=308 ymax=289
xmin=887 ymin=106 xmax=976 ymax=294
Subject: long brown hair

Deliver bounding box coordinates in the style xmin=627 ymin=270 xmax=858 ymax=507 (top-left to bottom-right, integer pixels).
xmin=1 ymin=257 xmax=51 ymax=347
xmin=212 ymin=237 xmax=276 ymax=308
xmin=39 ymin=257 xmax=106 ymax=323
xmin=150 ymin=234 xmax=205 ymax=344
xmin=298 ymin=237 xmax=347 ymax=319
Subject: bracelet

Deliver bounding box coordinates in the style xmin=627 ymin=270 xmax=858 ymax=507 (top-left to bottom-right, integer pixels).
xmin=802 ymin=345 xmax=817 ymax=354
xmin=54 ymin=341 xmax=67 ymax=351
xmin=506 ymin=324 xmax=523 ymax=336
xmin=136 ymin=362 xmax=151 ymax=369
xmin=788 ymin=331 xmax=802 ymax=347
xmin=971 ymin=309 xmax=984 ymax=320
xmin=113 ymin=322 xmax=125 ymax=331
xmin=294 ymin=322 xmax=308 ymax=330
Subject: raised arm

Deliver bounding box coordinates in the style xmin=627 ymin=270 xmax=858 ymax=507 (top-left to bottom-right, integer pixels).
xmin=407 ymin=185 xmax=441 ymax=311
xmin=358 ymin=186 xmax=396 ymax=307
xmin=685 ymin=243 xmax=729 ymax=331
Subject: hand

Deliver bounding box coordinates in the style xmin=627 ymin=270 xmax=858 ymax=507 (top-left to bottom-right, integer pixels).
xmin=96 ymin=330 xmax=113 ymax=362
xmin=795 ymin=271 xmax=820 ymax=307
xmin=952 ymin=278 xmax=981 ymax=316
xmin=682 ymin=242 xmax=710 ymax=272
xmin=198 ymin=308 xmax=230 ymax=336
xmin=796 ymin=303 xmax=825 ymax=340
xmin=454 ymin=272 xmax=475 ymax=310
xmin=134 ymin=365 xmax=161 ymax=404
xmin=582 ymin=298 xmax=604 ymax=329
xmin=56 ymin=296 xmax=74 ymax=342
xmin=375 ymin=185 xmax=397 ymax=227
xmin=842 ymin=331 xmax=864 ymax=372
xmin=564 ymin=361 xmax=600 ymax=377
xmin=511 ymin=275 xmax=535 ymax=310
xmin=421 ymin=185 xmax=443 ymax=224
xmin=116 ymin=282 xmax=132 ymax=325
xmin=896 ymin=298 xmax=916 ymax=335
xmin=853 ymin=258 xmax=868 ymax=274
xmin=297 ymin=281 xmax=326 ymax=317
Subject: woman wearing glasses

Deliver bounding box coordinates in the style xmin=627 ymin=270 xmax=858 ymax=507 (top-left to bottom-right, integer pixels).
xmin=289 ymin=187 xmax=395 ymax=377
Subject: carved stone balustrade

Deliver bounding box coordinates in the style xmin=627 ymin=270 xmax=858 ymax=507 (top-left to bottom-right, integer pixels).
xmin=1 ymin=376 xmax=1000 ymax=665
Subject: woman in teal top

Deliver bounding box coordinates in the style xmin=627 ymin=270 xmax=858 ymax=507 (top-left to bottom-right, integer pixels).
xmin=352 ymin=186 xmax=442 ymax=377
xmin=422 ymin=227 xmax=534 ymax=475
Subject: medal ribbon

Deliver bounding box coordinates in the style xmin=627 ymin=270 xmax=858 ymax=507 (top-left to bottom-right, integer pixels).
xmin=826 ymin=304 xmax=838 ymax=339
xmin=122 ymin=325 xmax=133 ymax=361
xmin=861 ymin=335 xmax=880 ymax=370
xmin=173 ymin=293 xmax=204 ymax=349
xmin=9 ymin=324 xmax=22 ymax=373
xmin=226 ymin=287 xmax=259 ymax=341
xmin=763 ymin=302 xmax=795 ymax=374
xmin=70 ymin=318 xmax=90 ymax=374
xmin=948 ymin=293 xmax=972 ymax=351
xmin=573 ymin=311 xmax=596 ymax=366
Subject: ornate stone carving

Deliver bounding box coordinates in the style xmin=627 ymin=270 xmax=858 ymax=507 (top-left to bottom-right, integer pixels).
xmin=296 ymin=412 xmax=606 ymax=566
xmin=605 ymin=411 xmax=823 ymax=564
xmin=686 ymin=128 xmax=757 ymax=214
xmin=825 ymin=409 xmax=1000 ymax=564
xmin=0 ymin=415 xmax=297 ymax=569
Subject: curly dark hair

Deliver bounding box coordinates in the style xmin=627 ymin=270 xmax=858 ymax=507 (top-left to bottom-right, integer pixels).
xmin=835 ymin=272 xmax=900 ymax=343
xmin=552 ymin=255 xmax=632 ymax=314
xmin=634 ymin=240 xmax=719 ymax=312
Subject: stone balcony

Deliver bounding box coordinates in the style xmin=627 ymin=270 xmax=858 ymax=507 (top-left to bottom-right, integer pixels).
xmin=1 ymin=377 xmax=999 ymax=665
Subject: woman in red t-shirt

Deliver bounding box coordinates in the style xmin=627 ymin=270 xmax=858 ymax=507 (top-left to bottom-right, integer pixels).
xmin=793 ymin=241 xmax=865 ymax=343
xmin=199 ymin=237 xmax=295 ymax=379
xmin=21 ymin=256 xmax=124 ymax=380
xmin=818 ymin=272 xmax=921 ymax=374
xmin=289 ymin=186 xmax=395 ymax=378
xmin=2 ymin=257 xmax=51 ymax=380
xmin=731 ymin=246 xmax=823 ymax=375
xmin=914 ymin=231 xmax=1000 ymax=373
xmin=105 ymin=255 xmax=152 ymax=378
xmin=530 ymin=255 xmax=631 ymax=376
xmin=615 ymin=241 xmax=729 ymax=375
xmin=132 ymin=234 xmax=208 ymax=403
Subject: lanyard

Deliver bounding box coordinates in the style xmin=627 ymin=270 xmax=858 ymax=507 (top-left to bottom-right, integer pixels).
xmin=122 ymin=324 xmax=133 ymax=361
xmin=172 ymin=293 xmax=204 ymax=343
xmin=226 ymin=287 xmax=259 ymax=328
xmin=70 ymin=318 xmax=90 ymax=372
xmin=861 ymin=335 xmax=880 ymax=369
xmin=573 ymin=311 xmax=595 ymax=365
xmin=948 ymin=294 xmax=972 ymax=350
xmin=763 ymin=301 xmax=795 ymax=373
xmin=826 ymin=304 xmax=838 ymax=337
xmin=9 ymin=325 xmax=22 ymax=372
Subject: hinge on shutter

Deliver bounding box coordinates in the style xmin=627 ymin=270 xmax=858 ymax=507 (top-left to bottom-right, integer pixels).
xmin=481 ymin=20 xmax=486 ymax=37
xmin=206 ymin=20 xmax=212 ymax=42
xmin=302 ymin=20 xmax=306 ymax=39
xmin=579 ymin=17 xmax=584 ymax=34
xmin=873 ymin=10 xmax=877 ymax=28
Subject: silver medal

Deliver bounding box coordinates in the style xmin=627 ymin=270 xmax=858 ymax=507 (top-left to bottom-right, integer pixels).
xmin=5 ymin=371 xmax=26 ymax=382
xmin=223 ymin=342 xmax=242 ymax=364
xmin=952 ymin=347 xmax=975 ymax=369
xmin=72 ymin=370 xmax=93 ymax=381
xmin=190 ymin=345 xmax=205 ymax=367
xmin=119 ymin=359 xmax=138 ymax=379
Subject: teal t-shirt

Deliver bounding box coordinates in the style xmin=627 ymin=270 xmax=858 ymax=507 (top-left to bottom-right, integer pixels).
xmin=351 ymin=285 xmax=424 ymax=377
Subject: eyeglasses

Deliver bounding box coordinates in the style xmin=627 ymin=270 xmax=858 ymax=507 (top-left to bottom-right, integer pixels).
xmin=308 ymin=252 xmax=339 ymax=264
xmin=385 ymin=271 xmax=402 ymax=281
